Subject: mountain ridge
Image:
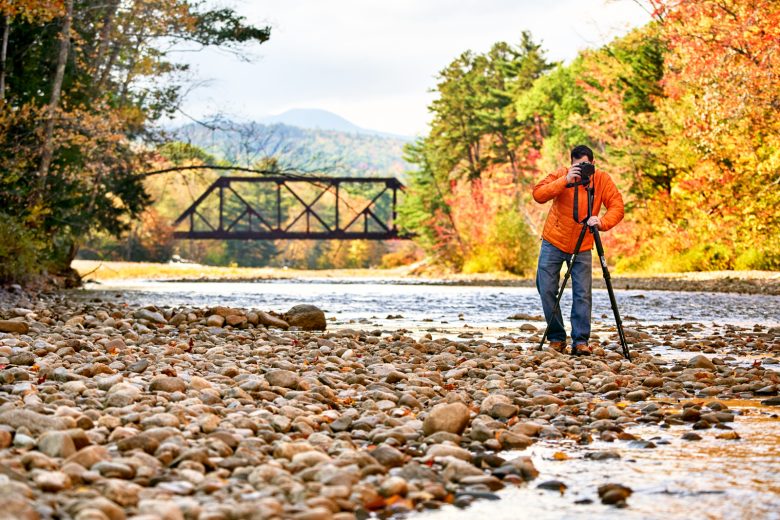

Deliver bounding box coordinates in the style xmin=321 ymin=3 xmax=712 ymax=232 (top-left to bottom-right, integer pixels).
xmin=258 ymin=108 xmax=411 ymax=139
xmin=174 ymin=119 xmax=411 ymax=178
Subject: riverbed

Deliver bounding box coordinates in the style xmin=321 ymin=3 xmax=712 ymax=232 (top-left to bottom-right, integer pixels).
xmin=68 ymin=279 xmax=780 ymax=519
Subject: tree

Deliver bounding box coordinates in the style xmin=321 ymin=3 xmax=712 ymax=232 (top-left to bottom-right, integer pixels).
xmin=0 ymin=0 xmax=271 ymax=282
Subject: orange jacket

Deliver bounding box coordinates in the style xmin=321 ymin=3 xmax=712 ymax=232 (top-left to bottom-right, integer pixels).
xmin=532 ymin=166 xmax=624 ymax=254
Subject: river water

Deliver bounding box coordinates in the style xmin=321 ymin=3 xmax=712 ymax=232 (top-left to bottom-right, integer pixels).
xmin=74 ymin=279 xmax=780 ymax=519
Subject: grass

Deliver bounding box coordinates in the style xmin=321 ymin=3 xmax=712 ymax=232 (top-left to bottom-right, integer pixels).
xmin=72 ymin=260 xmax=416 ymax=282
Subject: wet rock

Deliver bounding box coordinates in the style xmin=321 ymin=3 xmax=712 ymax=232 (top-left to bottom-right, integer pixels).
xmin=688 ymin=355 xmax=716 ymax=370
xmin=761 ymin=396 xmax=780 ymax=406
xmin=585 ymin=451 xmax=621 ymax=461
xmin=422 ymin=402 xmax=471 ymax=436
xmin=537 ymin=480 xmax=568 ymax=493
xmin=284 ymin=305 xmax=327 ymax=331
xmin=598 ymin=483 xmax=632 ymax=506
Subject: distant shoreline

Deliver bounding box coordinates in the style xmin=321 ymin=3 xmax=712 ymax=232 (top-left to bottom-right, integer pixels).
xmin=72 ymin=260 xmax=780 ymax=295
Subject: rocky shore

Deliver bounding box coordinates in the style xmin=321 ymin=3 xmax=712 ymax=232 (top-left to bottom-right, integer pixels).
xmin=0 ymin=289 xmax=778 ymax=520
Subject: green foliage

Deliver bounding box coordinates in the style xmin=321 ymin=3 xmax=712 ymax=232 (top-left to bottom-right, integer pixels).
xmin=0 ymin=213 xmax=46 ymax=283
xmin=462 ymin=210 xmax=536 ymax=275
xmin=0 ymin=1 xmax=271 ymax=282
xmin=673 ymin=243 xmax=734 ymax=272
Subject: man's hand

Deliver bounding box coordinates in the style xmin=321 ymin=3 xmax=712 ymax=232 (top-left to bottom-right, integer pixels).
xmin=587 ymin=216 xmax=601 ymax=228
xmin=566 ymin=165 xmax=581 ymax=184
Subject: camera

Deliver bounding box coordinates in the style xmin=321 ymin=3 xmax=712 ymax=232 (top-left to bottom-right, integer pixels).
xmin=567 ymin=161 xmax=594 ymax=187
xmin=577 ymin=162 xmax=594 ymax=182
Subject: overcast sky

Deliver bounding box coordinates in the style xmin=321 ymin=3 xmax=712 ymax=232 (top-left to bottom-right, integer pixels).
xmin=172 ymin=0 xmax=651 ymax=136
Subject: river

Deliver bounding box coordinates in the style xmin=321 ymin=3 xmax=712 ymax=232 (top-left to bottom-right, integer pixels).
xmin=73 ymin=279 xmax=780 ymax=519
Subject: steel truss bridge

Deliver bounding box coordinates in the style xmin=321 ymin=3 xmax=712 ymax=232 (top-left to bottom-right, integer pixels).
xmin=170 ymin=170 xmax=407 ymax=240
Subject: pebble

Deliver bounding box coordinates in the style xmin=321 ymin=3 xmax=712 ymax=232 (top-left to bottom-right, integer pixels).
xmin=0 ymin=291 xmax=775 ymax=519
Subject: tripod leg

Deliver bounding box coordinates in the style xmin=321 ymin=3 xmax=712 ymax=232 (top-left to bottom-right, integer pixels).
xmin=538 ymin=225 xmax=590 ymax=350
xmin=591 ymin=228 xmax=631 ymax=361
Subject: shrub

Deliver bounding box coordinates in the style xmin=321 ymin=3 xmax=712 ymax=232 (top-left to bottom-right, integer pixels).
xmin=0 ymin=213 xmax=45 ymax=282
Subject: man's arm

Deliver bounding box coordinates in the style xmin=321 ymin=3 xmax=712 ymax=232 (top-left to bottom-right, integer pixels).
xmin=532 ymin=166 xmax=569 ymax=203
xmin=597 ymin=173 xmax=624 ymax=231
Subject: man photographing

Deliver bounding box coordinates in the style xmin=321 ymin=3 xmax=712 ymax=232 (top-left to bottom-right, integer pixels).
xmin=532 ymin=145 xmax=625 ymax=356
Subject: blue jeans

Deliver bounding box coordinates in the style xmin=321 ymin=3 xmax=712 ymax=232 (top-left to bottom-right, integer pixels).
xmin=536 ymin=239 xmax=592 ymax=345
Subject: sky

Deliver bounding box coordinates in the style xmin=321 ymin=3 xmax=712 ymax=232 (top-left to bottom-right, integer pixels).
xmin=173 ymin=0 xmax=652 ymax=136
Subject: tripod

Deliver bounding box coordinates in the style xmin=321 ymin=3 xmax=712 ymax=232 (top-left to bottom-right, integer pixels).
xmin=538 ymin=179 xmax=631 ymax=362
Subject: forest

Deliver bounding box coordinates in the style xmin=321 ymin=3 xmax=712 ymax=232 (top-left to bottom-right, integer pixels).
xmin=399 ymin=0 xmax=780 ymax=275
xmin=0 ymin=0 xmax=778 ymax=283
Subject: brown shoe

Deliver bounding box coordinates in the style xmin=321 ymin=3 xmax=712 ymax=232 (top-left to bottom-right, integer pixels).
xmin=571 ymin=343 xmax=593 ymax=356
xmin=548 ymin=341 xmax=567 ymax=353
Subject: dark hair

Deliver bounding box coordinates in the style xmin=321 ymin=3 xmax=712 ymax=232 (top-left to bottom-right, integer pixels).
xmin=571 ymin=145 xmax=594 ymax=163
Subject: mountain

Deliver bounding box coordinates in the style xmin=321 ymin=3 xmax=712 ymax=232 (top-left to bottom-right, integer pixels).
xmin=259 ymin=108 xmax=408 ymax=139
xmin=174 ymin=119 xmax=412 ymax=178
xmin=260 ymin=108 xmax=363 ymax=133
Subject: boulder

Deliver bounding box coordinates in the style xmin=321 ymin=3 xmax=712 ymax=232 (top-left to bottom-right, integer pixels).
xmin=284 ymin=305 xmax=326 ymax=331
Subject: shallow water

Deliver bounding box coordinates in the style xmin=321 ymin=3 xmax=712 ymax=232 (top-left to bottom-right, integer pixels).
xmin=73 ymin=279 xmax=780 ymax=518
xmin=77 ymin=279 xmax=780 ymax=329
xmin=422 ymin=402 xmax=780 ymax=520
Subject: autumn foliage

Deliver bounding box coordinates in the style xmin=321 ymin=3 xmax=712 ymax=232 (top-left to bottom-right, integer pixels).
xmin=401 ymin=0 xmax=780 ymax=273
xmin=0 ymin=0 xmax=269 ymax=283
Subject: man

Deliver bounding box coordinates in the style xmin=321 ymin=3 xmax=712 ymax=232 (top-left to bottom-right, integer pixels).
xmin=532 ymin=145 xmax=624 ymax=355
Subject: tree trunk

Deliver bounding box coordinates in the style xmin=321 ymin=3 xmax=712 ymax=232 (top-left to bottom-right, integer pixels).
xmin=0 ymin=15 xmax=9 ymax=101
xmin=38 ymin=0 xmax=74 ymax=191
xmin=93 ymin=0 xmax=120 ymax=83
